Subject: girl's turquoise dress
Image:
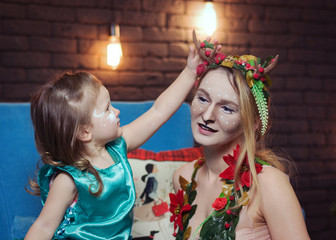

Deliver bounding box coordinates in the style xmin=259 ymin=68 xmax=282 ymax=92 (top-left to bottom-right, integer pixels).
xmin=38 ymin=137 xmax=136 ymax=240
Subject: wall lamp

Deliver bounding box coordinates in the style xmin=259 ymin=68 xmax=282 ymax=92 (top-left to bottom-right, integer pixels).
xmin=202 ymin=0 xmax=217 ymax=36
xmin=107 ymin=24 xmax=123 ymax=70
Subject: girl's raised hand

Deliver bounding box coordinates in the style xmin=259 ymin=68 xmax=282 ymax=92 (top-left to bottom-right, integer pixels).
xmin=188 ymin=33 xmax=222 ymax=74
xmin=186 ymin=45 xmax=201 ymax=73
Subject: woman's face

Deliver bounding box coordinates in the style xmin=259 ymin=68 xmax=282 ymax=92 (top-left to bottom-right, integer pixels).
xmin=191 ymin=68 xmax=243 ymax=148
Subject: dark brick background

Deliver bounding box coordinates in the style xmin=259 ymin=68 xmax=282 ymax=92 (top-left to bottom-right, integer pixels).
xmin=1 ymin=0 xmax=336 ymax=238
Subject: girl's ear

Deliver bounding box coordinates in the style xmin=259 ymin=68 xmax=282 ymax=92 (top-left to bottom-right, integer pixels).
xmin=77 ymin=125 xmax=92 ymax=142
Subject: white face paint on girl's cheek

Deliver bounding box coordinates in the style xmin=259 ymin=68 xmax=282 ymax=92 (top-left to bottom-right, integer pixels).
xmin=93 ymin=109 xmax=106 ymax=127
xmin=93 ymin=109 xmax=105 ymax=127
xmin=93 ymin=109 xmax=117 ymax=128
xmin=107 ymin=111 xmax=117 ymax=123
xmin=93 ymin=109 xmax=104 ymax=118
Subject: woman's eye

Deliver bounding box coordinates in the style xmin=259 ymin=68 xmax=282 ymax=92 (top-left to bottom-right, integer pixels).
xmin=198 ymin=96 xmax=208 ymax=103
xmin=222 ymin=106 xmax=234 ymax=113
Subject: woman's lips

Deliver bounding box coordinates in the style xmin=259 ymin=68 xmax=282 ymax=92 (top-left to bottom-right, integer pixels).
xmin=198 ymin=123 xmax=218 ymax=135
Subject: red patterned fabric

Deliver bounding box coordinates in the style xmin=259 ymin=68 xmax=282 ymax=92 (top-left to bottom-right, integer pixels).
xmin=127 ymin=147 xmax=204 ymax=162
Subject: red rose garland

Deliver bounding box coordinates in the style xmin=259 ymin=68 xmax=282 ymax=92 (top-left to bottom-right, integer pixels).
xmin=169 ymin=146 xmax=267 ymax=240
xmin=212 ymin=197 xmax=228 ymax=211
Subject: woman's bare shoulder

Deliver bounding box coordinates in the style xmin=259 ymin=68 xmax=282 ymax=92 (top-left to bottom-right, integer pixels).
xmin=174 ymin=160 xmax=198 ymax=179
xmin=256 ymin=166 xmax=310 ymax=239
xmin=172 ymin=160 xmax=198 ymax=191
xmin=257 ymin=165 xmax=289 ymax=186
xmin=257 ymin=165 xmax=295 ymax=207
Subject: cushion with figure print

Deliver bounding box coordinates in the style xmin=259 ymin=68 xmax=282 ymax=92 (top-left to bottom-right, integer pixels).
xmin=127 ymin=147 xmax=203 ymax=240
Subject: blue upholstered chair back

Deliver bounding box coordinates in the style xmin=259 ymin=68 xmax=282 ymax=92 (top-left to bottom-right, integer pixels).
xmin=0 ymin=101 xmax=193 ymax=240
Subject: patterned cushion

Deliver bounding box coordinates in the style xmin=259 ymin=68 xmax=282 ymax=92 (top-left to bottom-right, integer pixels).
xmin=127 ymin=148 xmax=203 ymax=239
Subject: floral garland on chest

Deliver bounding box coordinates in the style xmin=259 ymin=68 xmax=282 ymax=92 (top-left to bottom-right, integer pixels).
xmin=169 ymin=144 xmax=268 ymax=240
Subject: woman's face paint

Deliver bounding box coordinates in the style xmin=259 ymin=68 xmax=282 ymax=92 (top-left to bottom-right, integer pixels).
xmin=190 ymin=68 xmax=243 ymax=148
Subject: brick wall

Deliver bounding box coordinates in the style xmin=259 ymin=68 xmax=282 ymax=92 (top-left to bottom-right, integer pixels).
xmin=1 ymin=0 xmax=336 ymax=238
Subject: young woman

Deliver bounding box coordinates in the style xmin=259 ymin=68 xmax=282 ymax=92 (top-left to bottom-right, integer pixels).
xmin=170 ymin=31 xmax=310 ymax=240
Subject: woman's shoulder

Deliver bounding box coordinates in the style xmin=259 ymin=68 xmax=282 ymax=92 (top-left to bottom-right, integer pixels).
xmin=257 ymin=165 xmax=292 ymax=197
xmin=173 ymin=159 xmax=199 ymax=190
xmin=174 ymin=159 xmax=198 ymax=179
xmin=254 ymin=164 xmax=310 ymax=239
xmin=258 ymin=165 xmax=288 ymax=182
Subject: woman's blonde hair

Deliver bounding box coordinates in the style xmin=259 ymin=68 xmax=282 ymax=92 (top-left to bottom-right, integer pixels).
xmin=28 ymin=72 xmax=104 ymax=197
xmin=198 ymin=66 xmax=293 ymax=207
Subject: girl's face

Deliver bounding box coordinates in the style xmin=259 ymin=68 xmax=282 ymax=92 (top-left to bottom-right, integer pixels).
xmin=191 ymin=68 xmax=243 ymax=148
xmin=91 ymin=86 xmax=122 ymax=144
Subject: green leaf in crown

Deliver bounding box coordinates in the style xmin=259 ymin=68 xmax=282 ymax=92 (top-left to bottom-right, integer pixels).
xmin=251 ymin=82 xmax=269 ymax=135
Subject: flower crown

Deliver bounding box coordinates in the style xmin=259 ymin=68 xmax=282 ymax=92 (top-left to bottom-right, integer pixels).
xmin=193 ymin=30 xmax=279 ymax=135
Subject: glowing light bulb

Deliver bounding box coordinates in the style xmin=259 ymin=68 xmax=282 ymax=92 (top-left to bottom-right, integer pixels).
xmin=202 ymin=2 xmax=216 ymax=36
xmin=107 ymin=37 xmax=122 ymax=69
xmin=107 ymin=24 xmax=122 ymax=70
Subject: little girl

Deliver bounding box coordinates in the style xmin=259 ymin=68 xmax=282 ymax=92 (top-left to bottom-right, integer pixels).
xmin=24 ymin=46 xmax=199 ymax=239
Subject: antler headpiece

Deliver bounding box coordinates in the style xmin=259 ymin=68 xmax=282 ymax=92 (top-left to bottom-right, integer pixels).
xmin=193 ymin=30 xmax=279 ymax=135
